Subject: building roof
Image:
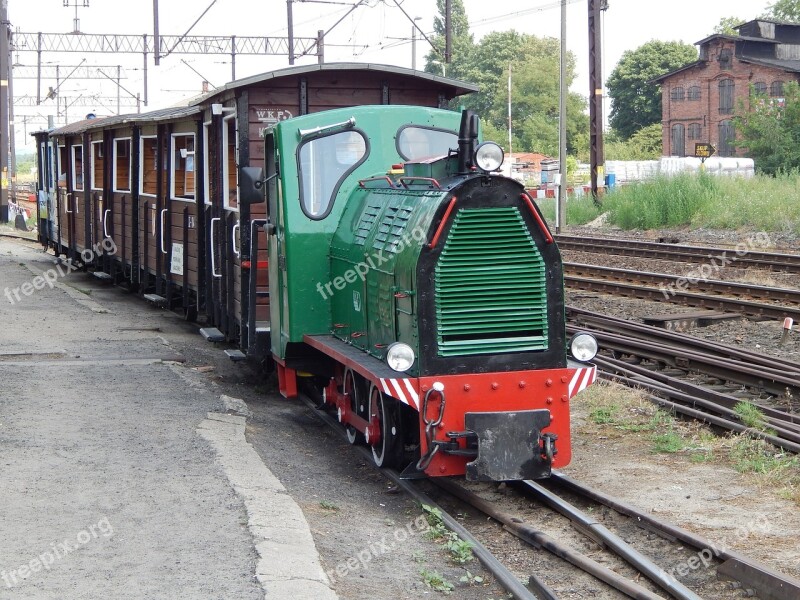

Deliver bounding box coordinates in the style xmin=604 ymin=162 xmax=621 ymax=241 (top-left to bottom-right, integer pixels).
xmin=738 ymin=55 xmax=800 ymax=73
xmin=651 ymin=61 xmax=703 ymax=84
xmin=693 ymin=33 xmax=779 ymax=46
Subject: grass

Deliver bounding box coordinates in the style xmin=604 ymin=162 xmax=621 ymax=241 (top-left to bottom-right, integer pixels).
xmin=577 ymin=381 xmax=800 ymax=504
xmin=534 ymin=171 xmax=800 ymax=233
xmin=733 ymin=401 xmax=769 ymax=430
xmin=318 ymin=500 xmax=340 ymax=511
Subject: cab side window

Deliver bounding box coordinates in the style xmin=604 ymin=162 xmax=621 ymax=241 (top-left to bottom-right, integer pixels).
xmin=298 ymin=130 xmax=366 ymax=219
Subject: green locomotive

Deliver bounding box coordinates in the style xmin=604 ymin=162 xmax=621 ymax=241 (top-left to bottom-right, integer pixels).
xmin=256 ymin=104 xmax=597 ymax=480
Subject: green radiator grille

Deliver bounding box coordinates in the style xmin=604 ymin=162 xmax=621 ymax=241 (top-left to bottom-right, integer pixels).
xmin=434 ymin=207 xmax=548 ymax=356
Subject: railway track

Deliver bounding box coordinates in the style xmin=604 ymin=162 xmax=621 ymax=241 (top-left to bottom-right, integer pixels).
xmin=564 ymin=262 xmax=800 ymax=321
xmin=556 ymin=234 xmax=800 ymax=274
xmin=433 ymin=474 xmax=800 ymax=600
xmin=566 ymin=307 xmax=800 ymax=453
xmin=300 ymin=389 xmax=800 ymax=599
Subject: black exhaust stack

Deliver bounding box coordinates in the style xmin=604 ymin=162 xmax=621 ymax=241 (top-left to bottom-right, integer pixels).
xmin=456 ymin=110 xmax=479 ymax=175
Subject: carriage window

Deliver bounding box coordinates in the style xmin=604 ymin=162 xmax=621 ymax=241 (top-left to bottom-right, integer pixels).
xmin=57 ymin=146 xmax=67 ymax=188
xmin=298 ymin=130 xmax=366 ymax=219
xmin=397 ymin=126 xmax=457 ymax=161
xmin=72 ymin=145 xmax=84 ymax=191
xmin=222 ymin=117 xmax=238 ymax=210
xmin=114 ymin=138 xmax=131 ymax=192
xmin=171 ymin=133 xmax=195 ymax=200
xmin=203 ymin=121 xmax=211 ymax=205
xmin=91 ymin=141 xmax=104 ymax=190
xmin=140 ymin=136 xmax=157 ymax=196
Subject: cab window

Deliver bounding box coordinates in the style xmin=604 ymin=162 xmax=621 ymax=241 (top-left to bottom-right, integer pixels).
xmin=298 ymin=130 xmax=366 ymax=219
xmin=396 ymin=126 xmax=457 ymax=161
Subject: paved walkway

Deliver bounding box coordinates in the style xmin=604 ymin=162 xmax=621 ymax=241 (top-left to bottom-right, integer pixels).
xmin=0 ymin=236 xmax=335 ymax=599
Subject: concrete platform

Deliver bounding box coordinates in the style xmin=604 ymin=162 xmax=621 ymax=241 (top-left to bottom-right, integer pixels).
xmin=0 ymin=236 xmax=337 ymax=599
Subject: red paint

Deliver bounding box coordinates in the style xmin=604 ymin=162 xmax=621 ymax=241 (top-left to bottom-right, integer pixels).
xmin=521 ymin=192 xmax=554 ymax=244
xmin=428 ymin=196 xmax=457 ymax=249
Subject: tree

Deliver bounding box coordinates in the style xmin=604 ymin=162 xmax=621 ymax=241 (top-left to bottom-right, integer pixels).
xmin=735 ymin=82 xmax=800 ymax=174
xmin=714 ymin=17 xmax=744 ymax=34
xmin=764 ymin=0 xmax=800 ymax=21
xmin=424 ymin=0 xmax=473 ymax=79
xmin=604 ymin=124 xmax=663 ymax=160
xmin=606 ymin=41 xmax=698 ymax=139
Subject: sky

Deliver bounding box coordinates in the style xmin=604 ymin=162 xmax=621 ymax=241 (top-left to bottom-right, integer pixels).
xmin=7 ymin=0 xmax=774 ymax=151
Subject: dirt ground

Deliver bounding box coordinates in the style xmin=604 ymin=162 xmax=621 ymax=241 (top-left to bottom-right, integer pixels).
xmin=5 ymin=222 xmax=800 ymax=599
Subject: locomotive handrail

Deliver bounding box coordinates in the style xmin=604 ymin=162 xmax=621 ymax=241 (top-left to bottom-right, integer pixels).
xmin=103 ymin=209 xmax=111 ymax=239
xmin=65 ymin=193 xmax=73 ymax=214
xmin=160 ymin=208 xmax=168 ymax=254
xmin=247 ymin=218 xmax=268 ymax=353
xmin=521 ymin=192 xmax=554 ymax=244
xmin=210 ymin=217 xmax=222 ymax=278
xmin=232 ymin=222 xmax=241 ymax=258
xmin=298 ymin=116 xmax=356 ymax=141
xmin=399 ymin=176 xmax=441 ymax=190
xmin=357 ymin=176 xmax=395 ymax=189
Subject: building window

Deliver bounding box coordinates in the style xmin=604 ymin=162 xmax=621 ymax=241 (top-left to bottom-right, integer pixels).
xmin=771 ymin=80 xmax=784 ymax=97
xmin=719 ymin=48 xmax=732 ymax=70
xmin=719 ymin=79 xmax=734 ymax=114
xmin=688 ymin=85 xmax=701 ymax=100
xmin=688 ymin=123 xmax=702 ymax=141
xmin=752 ymin=81 xmax=767 ymax=95
xmin=671 ymin=124 xmax=686 ymax=157
xmin=171 ymin=133 xmax=195 ymax=200
xmin=91 ymin=141 xmax=104 ymax=190
xmin=718 ymin=120 xmax=736 ymax=157
xmin=114 ymin=138 xmax=131 ymax=192
xmin=670 ymin=86 xmax=685 ymax=101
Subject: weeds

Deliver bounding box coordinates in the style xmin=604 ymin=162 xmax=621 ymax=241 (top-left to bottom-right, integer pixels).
xmin=319 ymin=500 xmax=340 ymax=511
xmin=421 ymin=504 xmax=474 ymax=564
xmin=420 ymin=569 xmax=454 ymax=594
xmin=734 ymin=401 xmax=768 ymax=430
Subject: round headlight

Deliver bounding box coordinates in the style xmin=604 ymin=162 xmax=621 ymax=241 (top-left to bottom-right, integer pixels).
xmin=386 ymin=342 xmax=415 ymax=372
xmin=474 ymin=142 xmax=504 ymax=172
xmin=570 ymin=333 xmax=598 ymax=362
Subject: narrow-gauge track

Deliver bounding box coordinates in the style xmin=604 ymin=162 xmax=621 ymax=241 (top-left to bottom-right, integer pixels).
xmin=566 ymin=307 xmax=800 ymax=452
xmin=556 ymin=235 xmax=800 ymax=274
xmin=564 ymin=263 xmax=800 ymax=321
xmin=300 ymin=388 xmax=800 ymax=600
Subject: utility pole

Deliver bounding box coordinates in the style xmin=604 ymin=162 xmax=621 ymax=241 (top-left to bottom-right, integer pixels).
xmin=287 ymin=0 xmax=295 ymax=65
xmin=588 ymin=0 xmax=606 ymax=205
xmin=1 ymin=0 xmax=9 ymax=223
xmin=153 ymin=0 xmax=160 ymax=65
xmin=444 ymin=0 xmax=452 ymax=64
xmin=557 ymin=0 xmax=567 ymax=231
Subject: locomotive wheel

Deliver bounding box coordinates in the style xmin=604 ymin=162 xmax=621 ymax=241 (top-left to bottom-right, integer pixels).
xmin=343 ymin=368 xmax=366 ymax=445
xmin=368 ymin=384 xmax=404 ymax=468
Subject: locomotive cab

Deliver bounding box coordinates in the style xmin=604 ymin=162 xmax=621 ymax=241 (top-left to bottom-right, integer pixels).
xmin=266 ymin=105 xmax=597 ymax=481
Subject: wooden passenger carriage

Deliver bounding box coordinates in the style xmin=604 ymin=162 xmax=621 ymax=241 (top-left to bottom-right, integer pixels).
xmin=33 ymin=63 xmax=477 ymax=361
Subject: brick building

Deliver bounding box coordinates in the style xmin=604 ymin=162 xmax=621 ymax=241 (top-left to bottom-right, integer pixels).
xmin=654 ymin=19 xmax=800 ymax=157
